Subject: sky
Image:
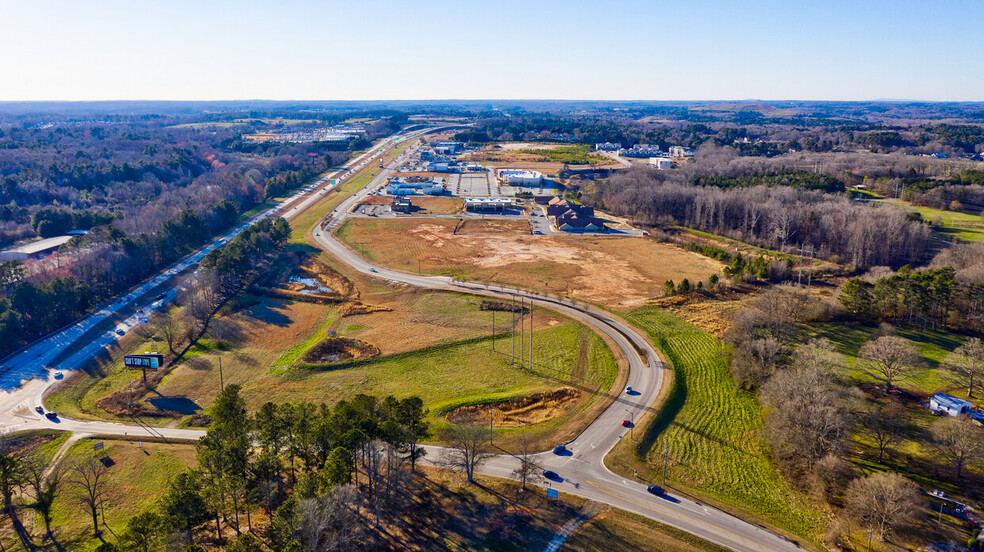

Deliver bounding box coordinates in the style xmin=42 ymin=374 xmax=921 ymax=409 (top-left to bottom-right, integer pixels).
xmin=2 ymin=0 xmax=983 ymax=102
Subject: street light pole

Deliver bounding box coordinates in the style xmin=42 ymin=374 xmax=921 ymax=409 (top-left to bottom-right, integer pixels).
xmin=662 ymin=445 xmax=669 ymax=487
xmin=489 ymin=407 xmax=494 ymax=445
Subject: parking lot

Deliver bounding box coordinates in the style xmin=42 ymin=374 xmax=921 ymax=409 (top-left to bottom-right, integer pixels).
xmin=453 ymin=172 xmax=498 ymax=197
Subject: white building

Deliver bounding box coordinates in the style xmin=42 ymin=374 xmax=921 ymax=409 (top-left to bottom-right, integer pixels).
xmin=668 ymin=145 xmax=696 ymax=158
xmin=929 ymin=393 xmax=972 ymax=416
xmin=464 ymin=197 xmax=512 ymax=212
xmin=649 ymin=157 xmax=673 ymax=169
xmin=496 ymin=169 xmax=543 ymax=186
xmin=0 ymin=235 xmax=75 ymax=261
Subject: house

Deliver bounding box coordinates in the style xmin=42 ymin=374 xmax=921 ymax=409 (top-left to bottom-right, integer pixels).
xmin=929 ymin=393 xmax=972 ymax=416
xmin=668 ymin=146 xmax=695 ymax=158
xmin=556 ymin=211 xmax=607 ymax=232
xmin=390 ymin=199 xmax=413 ymax=213
xmin=649 ymin=157 xmax=673 ymax=169
xmin=464 ymin=197 xmax=512 ymax=213
xmin=618 ymin=144 xmax=662 ymax=158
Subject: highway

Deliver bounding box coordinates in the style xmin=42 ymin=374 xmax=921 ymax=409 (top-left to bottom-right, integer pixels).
xmin=0 ymin=130 xmax=803 ymax=552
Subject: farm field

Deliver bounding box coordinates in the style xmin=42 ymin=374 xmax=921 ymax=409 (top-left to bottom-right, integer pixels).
xmin=610 ymin=307 xmax=824 ymax=544
xmin=336 ymin=218 xmax=724 ymax=308
xmin=0 ymin=437 xmax=197 ymax=551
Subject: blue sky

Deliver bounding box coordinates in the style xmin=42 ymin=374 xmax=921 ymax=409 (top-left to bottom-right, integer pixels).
xmin=2 ymin=0 xmax=982 ymax=101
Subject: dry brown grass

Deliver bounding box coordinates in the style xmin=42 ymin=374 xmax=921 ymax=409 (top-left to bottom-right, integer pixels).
xmin=338 ymin=218 xmax=725 ymax=309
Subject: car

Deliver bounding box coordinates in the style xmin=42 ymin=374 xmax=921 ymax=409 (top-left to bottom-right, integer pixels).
xmin=533 ymin=231 xmax=543 ymax=235
xmin=369 ymin=268 xmax=378 ymax=273
xmin=115 ymin=329 xmax=125 ymax=336
xmin=543 ymin=470 xmax=559 ymax=480
xmin=625 ymin=386 xmax=632 ymax=394
xmin=621 ymin=419 xmax=632 ymax=427
xmin=53 ymin=372 xmax=63 ymax=380
xmin=45 ymin=412 xmax=58 ymax=420
xmin=155 ymin=293 xmax=167 ymax=301
xmin=35 ymin=406 xmax=43 ymax=414
xmin=647 ymin=485 xmax=664 ymax=495
xmin=553 ymin=445 xmax=567 ymax=454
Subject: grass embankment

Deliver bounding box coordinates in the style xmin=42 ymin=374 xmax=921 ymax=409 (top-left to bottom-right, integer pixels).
xmin=0 ymin=438 xmax=197 ymax=551
xmin=564 ymin=508 xmax=733 ymax=552
xmin=611 ymin=307 xmax=824 ymax=544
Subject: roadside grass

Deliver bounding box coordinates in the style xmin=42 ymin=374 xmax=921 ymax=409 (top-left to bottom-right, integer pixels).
xmin=613 ymin=307 xmax=824 ymax=544
xmin=564 ymin=507 xmax=733 ymax=552
xmin=1 ymin=438 xmax=197 ymax=551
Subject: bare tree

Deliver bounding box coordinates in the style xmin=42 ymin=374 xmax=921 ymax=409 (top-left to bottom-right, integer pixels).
xmin=71 ymin=456 xmax=109 ymax=537
xmin=930 ymin=416 xmax=983 ymax=479
xmin=946 ymin=337 xmax=984 ymax=398
xmin=300 ymin=484 xmax=361 ymax=552
xmin=509 ymin=434 xmax=543 ymax=492
xmin=439 ymin=425 xmax=493 ymax=483
xmin=844 ymin=472 xmax=919 ymax=540
xmin=729 ymin=337 xmax=787 ymax=389
xmin=23 ymin=453 xmax=63 ymax=540
xmin=861 ymin=403 xmax=906 ymax=464
xmin=156 ymin=313 xmax=182 ymax=355
xmin=857 ymin=336 xmax=920 ymax=390
xmin=0 ymin=431 xmax=33 ymax=550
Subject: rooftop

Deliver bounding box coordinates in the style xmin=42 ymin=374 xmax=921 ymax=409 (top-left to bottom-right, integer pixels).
xmin=2 ymin=235 xmax=75 ymax=255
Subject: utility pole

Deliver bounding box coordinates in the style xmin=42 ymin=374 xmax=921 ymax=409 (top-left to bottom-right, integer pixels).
xmin=519 ymin=298 xmax=525 ymax=369
xmin=529 ymin=305 xmax=533 ymax=370
xmin=489 ymin=407 xmax=494 ymax=445
xmin=219 ymin=357 xmax=224 ymax=392
xmin=662 ymin=445 xmax=670 ymax=487
xmin=491 ymin=308 xmax=495 ymax=352
xmin=511 ymin=295 xmax=516 ymax=364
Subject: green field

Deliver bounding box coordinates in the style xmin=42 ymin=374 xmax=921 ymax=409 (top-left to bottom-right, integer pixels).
xmin=517 ymin=144 xmax=608 ymax=165
xmin=620 ymin=307 xmax=823 ymax=542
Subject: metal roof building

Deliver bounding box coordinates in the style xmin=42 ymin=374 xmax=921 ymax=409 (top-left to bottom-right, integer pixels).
xmin=0 ymin=235 xmax=75 ymax=261
xmin=929 ymin=393 xmax=973 ymax=416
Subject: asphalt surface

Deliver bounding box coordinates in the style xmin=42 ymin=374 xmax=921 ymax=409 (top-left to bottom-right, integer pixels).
xmin=0 ymin=131 xmax=804 ymax=552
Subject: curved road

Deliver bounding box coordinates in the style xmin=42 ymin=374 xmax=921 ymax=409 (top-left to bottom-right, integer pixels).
xmin=0 ymin=133 xmax=804 ymax=552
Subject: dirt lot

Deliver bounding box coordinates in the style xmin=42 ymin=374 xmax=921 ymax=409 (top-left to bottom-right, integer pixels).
xmin=356 ymin=195 xmax=463 ymax=215
xmin=338 ymin=218 xmax=724 ymax=309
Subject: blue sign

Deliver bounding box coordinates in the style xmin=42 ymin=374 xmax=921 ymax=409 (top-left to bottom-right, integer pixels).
xmin=547 ymin=489 xmax=558 ymax=498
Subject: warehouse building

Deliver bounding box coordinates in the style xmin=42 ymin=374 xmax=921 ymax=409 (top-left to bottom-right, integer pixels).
xmin=0 ymin=235 xmax=75 ymax=261
xmin=464 ymin=197 xmax=512 ymax=213
xmin=496 ymin=169 xmax=543 ymax=186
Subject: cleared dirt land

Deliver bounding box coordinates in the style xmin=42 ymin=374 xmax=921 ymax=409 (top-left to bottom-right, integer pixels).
xmin=337 ymin=218 xmax=724 ymax=308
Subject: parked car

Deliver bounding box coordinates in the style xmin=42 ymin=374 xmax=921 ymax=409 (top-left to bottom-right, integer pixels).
xmin=553 ymin=445 xmax=567 ymax=454
xmin=115 ymin=329 xmax=125 ymax=336
xmin=53 ymin=372 xmax=63 ymax=380
xmin=543 ymin=470 xmax=559 ymax=480
xmin=647 ymin=485 xmax=664 ymax=495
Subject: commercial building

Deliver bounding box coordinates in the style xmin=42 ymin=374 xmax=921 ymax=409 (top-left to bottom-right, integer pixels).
xmin=929 ymin=393 xmax=973 ymax=416
xmin=542 ymin=197 xmax=607 ymax=232
xmin=0 ymin=235 xmax=75 ymax=261
xmin=464 ymin=197 xmax=512 ymax=213
xmin=390 ymin=199 xmax=413 ymax=213
xmin=431 ymin=140 xmax=464 ymax=155
xmin=496 ymin=169 xmax=544 ymax=186
xmin=649 ymin=157 xmax=673 ymax=169
xmin=385 ymin=177 xmax=446 ymax=196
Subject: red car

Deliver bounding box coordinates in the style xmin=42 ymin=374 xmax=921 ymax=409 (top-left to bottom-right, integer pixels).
xmin=622 ymin=419 xmax=632 ymax=427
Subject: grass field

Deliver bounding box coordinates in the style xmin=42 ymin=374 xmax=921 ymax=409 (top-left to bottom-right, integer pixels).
xmin=0 ymin=438 xmax=197 ymax=551
xmin=336 ymin=218 xmax=724 ymax=308
xmin=909 ymin=204 xmax=984 ymax=242
xmin=612 ymin=307 xmax=823 ymax=543
xmin=564 ymin=507 xmax=732 ymax=552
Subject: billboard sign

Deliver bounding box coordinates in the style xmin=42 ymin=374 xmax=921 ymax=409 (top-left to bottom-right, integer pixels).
xmin=124 ymin=354 xmax=164 ymax=370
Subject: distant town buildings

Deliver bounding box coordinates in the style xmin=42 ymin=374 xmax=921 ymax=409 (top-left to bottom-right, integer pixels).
xmin=496 ymin=169 xmax=544 ymax=186
xmin=249 ymin=123 xmax=367 ymax=144
xmin=594 ymin=142 xmax=621 ymax=152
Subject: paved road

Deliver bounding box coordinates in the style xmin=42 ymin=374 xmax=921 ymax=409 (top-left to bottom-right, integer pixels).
xmin=0 ymin=131 xmax=803 ymax=552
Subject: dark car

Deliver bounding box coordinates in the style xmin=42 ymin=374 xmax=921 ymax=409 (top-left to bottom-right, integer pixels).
xmin=45 ymin=412 xmax=58 ymax=420
xmin=553 ymin=445 xmax=567 ymax=454
xmin=115 ymin=329 xmax=125 ymax=336
xmin=543 ymin=470 xmax=559 ymax=480
xmin=647 ymin=485 xmax=664 ymax=495
xmin=35 ymin=406 xmax=43 ymax=414
xmin=621 ymin=419 xmax=632 ymax=427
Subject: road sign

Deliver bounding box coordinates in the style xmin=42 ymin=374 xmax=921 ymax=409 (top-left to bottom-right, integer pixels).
xmin=547 ymin=489 xmax=558 ymax=498
xmin=93 ymin=441 xmax=104 ymax=451
xmin=124 ymin=354 xmax=164 ymax=370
